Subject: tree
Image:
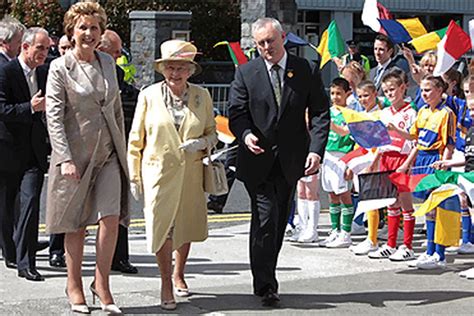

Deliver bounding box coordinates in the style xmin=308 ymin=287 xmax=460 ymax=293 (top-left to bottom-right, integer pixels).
xmin=10 ymin=0 xmax=65 ymax=36
xmin=101 ymin=0 xmax=241 ymax=61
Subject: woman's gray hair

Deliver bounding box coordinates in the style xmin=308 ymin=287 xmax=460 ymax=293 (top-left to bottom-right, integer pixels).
xmin=0 ymin=16 xmax=25 ymax=43
xmin=159 ymin=61 xmax=196 ymax=76
xmin=251 ymin=17 xmax=283 ymax=38
xmin=22 ymin=27 xmax=49 ymax=46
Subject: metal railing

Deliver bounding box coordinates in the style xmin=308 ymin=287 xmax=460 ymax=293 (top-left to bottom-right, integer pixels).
xmin=202 ymin=83 xmax=231 ymax=116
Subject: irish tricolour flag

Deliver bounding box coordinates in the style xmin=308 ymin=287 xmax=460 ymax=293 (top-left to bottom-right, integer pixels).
xmin=433 ymin=20 xmax=472 ymax=76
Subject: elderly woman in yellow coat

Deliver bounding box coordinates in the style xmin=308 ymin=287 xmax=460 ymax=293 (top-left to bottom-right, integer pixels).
xmin=127 ymin=39 xmax=217 ymax=310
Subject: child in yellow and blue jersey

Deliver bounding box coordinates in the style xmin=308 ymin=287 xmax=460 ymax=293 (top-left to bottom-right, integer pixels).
xmin=390 ymin=75 xmax=456 ymax=269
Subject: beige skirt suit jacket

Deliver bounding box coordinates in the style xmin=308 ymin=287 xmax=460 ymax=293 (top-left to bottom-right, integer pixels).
xmin=45 ymin=51 xmax=130 ymax=234
xmin=128 ymin=81 xmax=217 ymax=253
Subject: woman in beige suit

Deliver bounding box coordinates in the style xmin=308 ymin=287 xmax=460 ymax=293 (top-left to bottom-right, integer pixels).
xmin=128 ymin=40 xmax=217 ymax=310
xmin=45 ymin=2 xmax=128 ymax=314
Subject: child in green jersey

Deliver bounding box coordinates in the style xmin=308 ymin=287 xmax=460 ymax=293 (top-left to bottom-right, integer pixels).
xmin=320 ymin=78 xmax=356 ymax=248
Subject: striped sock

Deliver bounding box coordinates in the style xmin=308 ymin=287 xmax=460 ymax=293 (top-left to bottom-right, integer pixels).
xmin=387 ymin=207 xmax=401 ymax=248
xmin=436 ymin=244 xmax=446 ymax=261
xmin=341 ymin=204 xmax=354 ymax=233
xmin=402 ymin=209 xmax=415 ymax=249
xmin=329 ymin=203 xmax=342 ymax=231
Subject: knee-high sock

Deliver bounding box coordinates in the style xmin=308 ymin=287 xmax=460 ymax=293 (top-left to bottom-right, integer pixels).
xmin=402 ymin=209 xmax=415 ymax=249
xmin=367 ymin=210 xmax=379 ymax=244
xmin=329 ymin=203 xmax=342 ymax=231
xmin=435 ymin=244 xmax=446 ymax=261
xmin=426 ymin=219 xmax=436 ymax=256
xmin=462 ymin=210 xmax=471 ymax=244
xmin=296 ymin=198 xmax=308 ymax=230
xmin=387 ymin=207 xmax=401 ymax=248
xmin=306 ymin=200 xmax=320 ymax=233
xmin=341 ymin=204 xmax=354 ymax=233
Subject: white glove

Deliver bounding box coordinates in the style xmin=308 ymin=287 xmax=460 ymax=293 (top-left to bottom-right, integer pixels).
xmin=130 ymin=181 xmax=143 ymax=201
xmin=178 ymin=138 xmax=207 ymax=153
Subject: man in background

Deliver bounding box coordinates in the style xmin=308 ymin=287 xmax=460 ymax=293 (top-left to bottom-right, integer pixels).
xmin=97 ymin=29 xmax=138 ymax=274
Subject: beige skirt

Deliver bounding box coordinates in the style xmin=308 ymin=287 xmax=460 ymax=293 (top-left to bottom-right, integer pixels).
xmin=83 ymin=153 xmax=121 ymax=224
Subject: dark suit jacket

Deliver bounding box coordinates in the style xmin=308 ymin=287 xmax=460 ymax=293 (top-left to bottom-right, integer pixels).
xmin=0 ymin=59 xmax=49 ymax=173
xmin=228 ymin=54 xmax=330 ymax=187
xmin=370 ymin=55 xmax=410 ymax=94
xmin=0 ymin=53 xmax=9 ymax=65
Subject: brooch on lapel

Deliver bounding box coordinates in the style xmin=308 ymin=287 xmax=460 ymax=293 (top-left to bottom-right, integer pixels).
xmin=287 ymin=69 xmax=294 ymax=78
xmin=195 ymin=94 xmax=201 ymax=108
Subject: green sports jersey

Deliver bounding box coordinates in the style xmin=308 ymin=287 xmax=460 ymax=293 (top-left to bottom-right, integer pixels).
xmin=326 ymin=107 xmax=355 ymax=153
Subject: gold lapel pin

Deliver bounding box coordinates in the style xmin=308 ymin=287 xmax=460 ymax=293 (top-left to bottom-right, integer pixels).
xmin=287 ymin=71 xmax=294 ymax=78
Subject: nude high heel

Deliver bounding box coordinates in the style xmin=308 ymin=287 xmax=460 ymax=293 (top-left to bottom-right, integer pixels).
xmin=89 ymin=280 xmax=122 ymax=314
xmin=65 ymin=288 xmax=90 ymax=314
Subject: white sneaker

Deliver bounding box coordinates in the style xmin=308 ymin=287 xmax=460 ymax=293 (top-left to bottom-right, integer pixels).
xmin=389 ymin=245 xmax=416 ymax=261
xmin=458 ymin=242 xmax=474 ymax=254
xmin=297 ymin=229 xmax=319 ymax=243
xmin=416 ymin=253 xmax=446 ymax=270
xmin=285 ymin=226 xmax=302 ymax=242
xmin=350 ymin=238 xmax=378 ymax=255
xmin=351 ymin=222 xmax=366 ymax=235
xmin=459 ymin=267 xmax=474 ymax=278
xmin=408 ymin=252 xmax=431 ymax=267
xmin=319 ymin=230 xmax=339 ymax=247
xmin=465 ymin=268 xmax=474 ymax=279
xmin=368 ymin=244 xmax=396 ymax=259
xmin=326 ymin=231 xmax=352 ymax=248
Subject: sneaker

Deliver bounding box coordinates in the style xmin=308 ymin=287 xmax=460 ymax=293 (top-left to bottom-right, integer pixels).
xmin=351 ymin=222 xmax=366 ymax=235
xmin=285 ymin=226 xmax=302 ymax=242
xmin=389 ymin=245 xmax=416 ymax=261
xmin=459 ymin=267 xmax=474 ymax=278
xmin=297 ymin=229 xmax=319 ymax=243
xmin=458 ymin=242 xmax=474 ymax=254
xmin=318 ymin=230 xmax=339 ymax=247
xmin=326 ymin=231 xmax=352 ymax=248
xmin=408 ymin=252 xmax=431 ymax=268
xmin=465 ymin=268 xmax=474 ymax=279
xmin=446 ymin=245 xmax=459 ymax=253
xmin=368 ymin=244 xmax=396 ymax=259
xmin=350 ymin=238 xmax=378 ymax=255
xmin=416 ymin=253 xmax=446 ymax=270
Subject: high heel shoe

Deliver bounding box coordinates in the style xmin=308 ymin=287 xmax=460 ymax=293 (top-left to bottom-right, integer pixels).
xmin=89 ymin=280 xmax=122 ymax=314
xmin=65 ymin=288 xmax=90 ymax=314
xmin=161 ymin=299 xmax=177 ymax=311
xmin=174 ymin=286 xmax=190 ymax=297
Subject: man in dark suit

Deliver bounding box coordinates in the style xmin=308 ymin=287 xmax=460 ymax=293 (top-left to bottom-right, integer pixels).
xmin=0 ymin=16 xmax=24 ymax=65
xmin=97 ymin=29 xmax=138 ymax=274
xmin=0 ymin=27 xmax=50 ymax=281
xmin=228 ymin=17 xmax=330 ymax=307
xmin=369 ymin=34 xmax=410 ymax=95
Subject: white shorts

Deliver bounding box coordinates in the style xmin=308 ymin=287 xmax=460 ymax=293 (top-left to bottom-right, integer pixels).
xmin=321 ymin=151 xmax=351 ymax=195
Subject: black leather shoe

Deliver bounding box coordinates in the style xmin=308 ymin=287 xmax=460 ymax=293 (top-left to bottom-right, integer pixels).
xmin=5 ymin=259 xmax=17 ymax=269
xmin=207 ymin=200 xmax=224 ymax=214
xmin=18 ymin=268 xmax=44 ymax=281
xmin=36 ymin=241 xmax=49 ymax=252
xmin=49 ymin=254 xmax=66 ymax=268
xmin=261 ymin=288 xmax=280 ymax=308
xmin=111 ymin=260 xmax=138 ymax=274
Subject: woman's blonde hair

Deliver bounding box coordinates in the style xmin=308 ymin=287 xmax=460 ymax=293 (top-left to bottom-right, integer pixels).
xmin=63 ymin=1 xmax=107 ymax=42
xmin=420 ymin=50 xmax=437 ymax=68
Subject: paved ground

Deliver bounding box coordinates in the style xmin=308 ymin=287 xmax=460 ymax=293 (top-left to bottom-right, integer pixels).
xmin=2 ymin=212 xmax=474 ymax=315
